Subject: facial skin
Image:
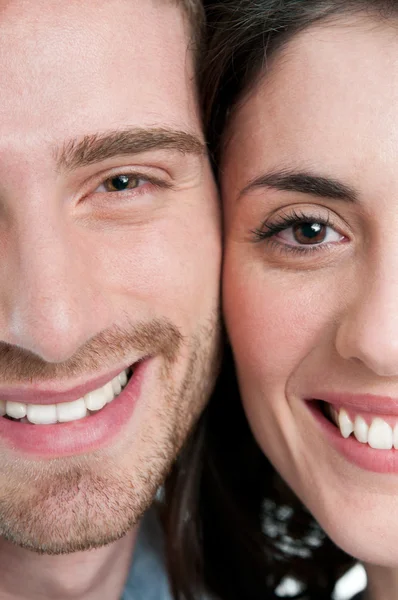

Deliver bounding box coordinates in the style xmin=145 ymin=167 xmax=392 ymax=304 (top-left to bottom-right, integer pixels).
xmin=222 ymin=16 xmax=398 ymax=575
xmin=0 ymin=0 xmax=220 ymax=561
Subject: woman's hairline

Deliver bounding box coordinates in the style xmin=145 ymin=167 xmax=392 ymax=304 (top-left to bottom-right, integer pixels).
xmin=219 ymin=9 xmax=398 ymax=163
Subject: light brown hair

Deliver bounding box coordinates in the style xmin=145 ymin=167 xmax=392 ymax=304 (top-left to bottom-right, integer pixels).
xmin=174 ymin=0 xmax=206 ymax=76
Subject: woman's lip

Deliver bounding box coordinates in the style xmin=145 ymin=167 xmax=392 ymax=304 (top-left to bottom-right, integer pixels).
xmin=308 ymin=400 xmax=398 ymax=473
xmin=307 ymin=393 xmax=398 ymax=416
xmin=0 ymin=359 xmax=149 ymax=458
xmin=0 ymin=362 xmax=137 ymax=406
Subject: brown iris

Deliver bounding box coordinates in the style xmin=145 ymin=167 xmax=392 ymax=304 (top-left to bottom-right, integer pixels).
xmin=292 ymin=222 xmax=326 ymax=245
xmin=104 ymin=174 xmax=139 ymax=192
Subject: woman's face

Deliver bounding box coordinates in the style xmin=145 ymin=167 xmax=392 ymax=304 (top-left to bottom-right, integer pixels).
xmin=222 ymin=17 xmax=398 ymax=566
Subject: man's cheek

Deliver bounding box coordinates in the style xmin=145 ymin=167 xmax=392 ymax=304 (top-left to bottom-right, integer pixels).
xmin=96 ymin=236 xmax=211 ymax=325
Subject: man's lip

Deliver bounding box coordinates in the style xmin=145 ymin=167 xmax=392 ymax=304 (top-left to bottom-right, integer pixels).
xmin=0 ymin=363 xmax=137 ymax=406
xmin=307 ymin=393 xmax=398 ymax=416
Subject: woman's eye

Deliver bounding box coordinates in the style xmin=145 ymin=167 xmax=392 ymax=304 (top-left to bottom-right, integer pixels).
xmin=276 ymin=221 xmax=343 ymax=246
xmin=95 ymin=174 xmax=143 ymax=193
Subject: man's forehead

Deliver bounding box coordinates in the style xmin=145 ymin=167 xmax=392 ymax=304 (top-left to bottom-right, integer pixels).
xmin=0 ymin=0 xmax=200 ymax=89
xmin=0 ymin=0 xmax=201 ymax=145
xmin=0 ymin=0 xmax=186 ymax=32
xmin=0 ymin=0 xmax=192 ymax=57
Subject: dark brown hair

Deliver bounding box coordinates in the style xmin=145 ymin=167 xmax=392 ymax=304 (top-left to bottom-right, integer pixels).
xmin=165 ymin=2 xmax=398 ymax=599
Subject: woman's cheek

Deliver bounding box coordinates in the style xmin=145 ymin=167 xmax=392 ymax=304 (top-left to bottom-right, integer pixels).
xmin=222 ymin=243 xmax=340 ymax=390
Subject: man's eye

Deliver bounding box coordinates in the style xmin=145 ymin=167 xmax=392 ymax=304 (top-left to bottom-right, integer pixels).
xmin=95 ymin=174 xmax=143 ymax=193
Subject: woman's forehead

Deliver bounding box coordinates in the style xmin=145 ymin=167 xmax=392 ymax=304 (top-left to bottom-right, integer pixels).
xmin=222 ymin=17 xmax=398 ymax=200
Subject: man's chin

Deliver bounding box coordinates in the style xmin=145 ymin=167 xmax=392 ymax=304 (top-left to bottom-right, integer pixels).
xmin=0 ymin=471 xmax=156 ymax=555
xmin=2 ymin=522 xmax=137 ymax=556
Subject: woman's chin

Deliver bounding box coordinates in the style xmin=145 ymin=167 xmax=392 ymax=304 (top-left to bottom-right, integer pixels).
xmin=305 ymin=491 xmax=398 ymax=567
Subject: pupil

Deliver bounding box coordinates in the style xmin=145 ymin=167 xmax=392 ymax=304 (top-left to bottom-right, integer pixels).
xmin=294 ymin=222 xmax=325 ymax=244
xmin=301 ymin=223 xmax=322 ymax=239
xmin=111 ymin=175 xmax=130 ymax=191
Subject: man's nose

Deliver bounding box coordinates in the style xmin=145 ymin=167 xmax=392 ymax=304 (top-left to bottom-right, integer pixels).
xmin=0 ymin=208 xmax=112 ymax=364
xmin=335 ymin=263 xmax=398 ymax=377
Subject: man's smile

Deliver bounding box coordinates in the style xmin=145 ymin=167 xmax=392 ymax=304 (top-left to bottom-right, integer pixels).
xmin=0 ymin=360 xmax=147 ymax=458
xmin=0 ymin=368 xmax=131 ymax=425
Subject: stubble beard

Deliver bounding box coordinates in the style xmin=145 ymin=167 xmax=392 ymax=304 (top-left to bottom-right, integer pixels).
xmin=0 ymin=315 xmax=221 ymax=555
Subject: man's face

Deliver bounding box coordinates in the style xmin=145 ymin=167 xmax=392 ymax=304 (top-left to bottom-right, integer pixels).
xmin=0 ymin=0 xmax=221 ymax=554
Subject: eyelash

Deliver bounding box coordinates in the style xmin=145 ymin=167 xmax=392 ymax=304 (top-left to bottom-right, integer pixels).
xmin=251 ymin=209 xmax=340 ymax=255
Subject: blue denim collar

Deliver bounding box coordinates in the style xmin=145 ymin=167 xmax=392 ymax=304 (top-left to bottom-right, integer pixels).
xmin=121 ymin=507 xmax=172 ymax=600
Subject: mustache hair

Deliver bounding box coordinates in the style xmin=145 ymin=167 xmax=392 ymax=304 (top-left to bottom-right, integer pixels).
xmin=0 ymin=319 xmax=183 ymax=383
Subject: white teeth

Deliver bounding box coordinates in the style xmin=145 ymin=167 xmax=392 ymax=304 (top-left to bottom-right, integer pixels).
xmin=0 ymin=368 xmax=130 ymax=425
xmin=112 ymin=378 xmax=122 ymax=396
xmin=354 ymin=416 xmax=369 ymax=444
xmin=27 ymin=404 xmax=57 ymax=425
xmin=334 ymin=408 xmax=398 ymax=451
xmin=119 ymin=371 xmax=128 ymax=386
xmin=6 ymin=401 xmax=27 ymax=419
xmin=338 ymin=409 xmax=354 ymax=439
xmin=84 ymin=388 xmax=107 ymax=411
xmin=103 ymin=382 xmax=115 ymax=404
xmin=57 ymin=398 xmax=87 ymax=423
xmin=368 ymin=418 xmax=393 ymax=450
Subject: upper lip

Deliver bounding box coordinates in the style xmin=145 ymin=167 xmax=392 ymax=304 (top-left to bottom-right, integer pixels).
xmin=309 ymin=393 xmax=398 ymax=416
xmin=0 ymin=363 xmax=135 ymax=406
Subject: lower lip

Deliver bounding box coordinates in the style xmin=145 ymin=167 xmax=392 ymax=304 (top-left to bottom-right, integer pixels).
xmin=308 ymin=401 xmax=398 ymax=474
xmin=0 ymin=360 xmax=148 ymax=459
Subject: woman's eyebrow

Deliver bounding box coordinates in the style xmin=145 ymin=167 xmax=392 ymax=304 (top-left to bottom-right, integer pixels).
xmin=239 ymin=170 xmax=358 ymax=203
xmin=55 ymin=127 xmax=205 ymax=171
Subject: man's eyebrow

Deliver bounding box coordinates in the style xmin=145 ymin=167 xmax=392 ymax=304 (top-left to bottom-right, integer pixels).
xmin=239 ymin=170 xmax=358 ymax=203
xmin=56 ymin=127 xmax=205 ymax=170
